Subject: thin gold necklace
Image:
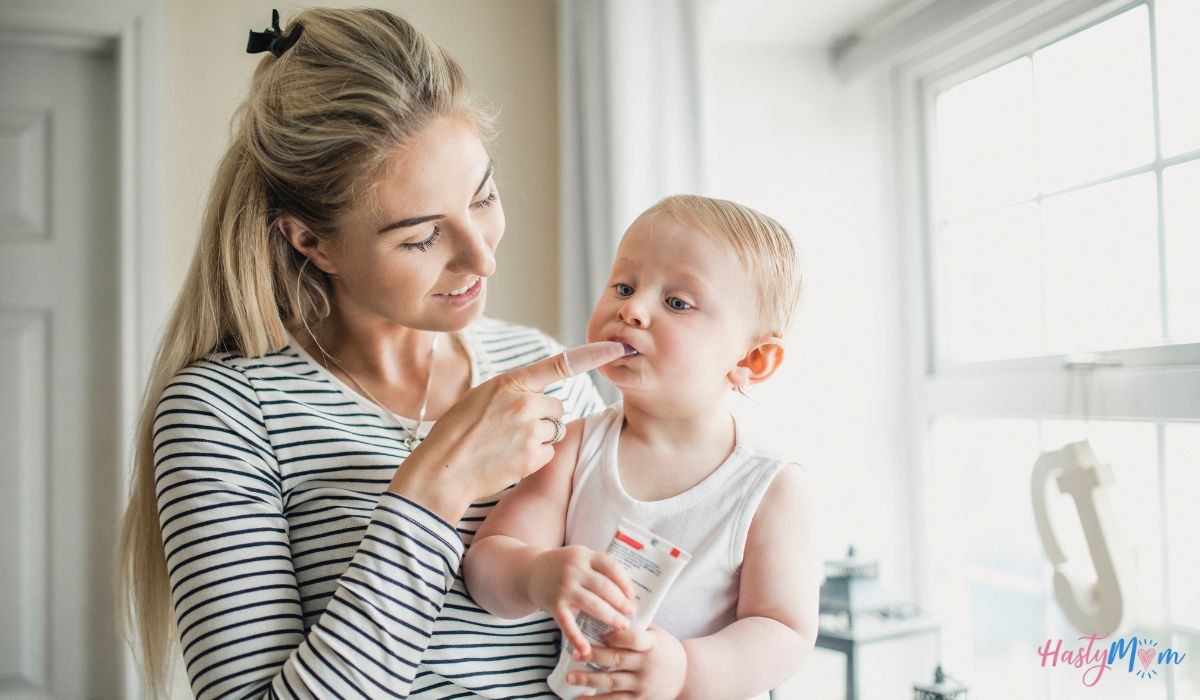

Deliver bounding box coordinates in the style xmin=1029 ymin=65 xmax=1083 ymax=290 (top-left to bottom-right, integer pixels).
xmin=310 ymin=331 xmax=440 ymax=451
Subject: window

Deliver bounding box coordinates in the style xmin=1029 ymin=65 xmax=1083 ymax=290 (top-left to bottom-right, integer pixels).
xmin=929 ymin=2 xmax=1199 ymax=365
xmin=900 ymin=2 xmax=1200 ymax=698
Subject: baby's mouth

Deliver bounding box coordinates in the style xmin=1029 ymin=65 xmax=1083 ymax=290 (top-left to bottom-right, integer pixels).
xmin=621 ymin=343 xmax=639 ymax=356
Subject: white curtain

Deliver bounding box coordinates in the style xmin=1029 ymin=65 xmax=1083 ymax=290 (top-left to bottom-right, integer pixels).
xmin=557 ymin=0 xmax=706 ymax=348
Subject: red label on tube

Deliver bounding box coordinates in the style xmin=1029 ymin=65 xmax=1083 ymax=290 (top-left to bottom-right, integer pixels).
xmin=615 ymin=531 xmax=643 ymax=550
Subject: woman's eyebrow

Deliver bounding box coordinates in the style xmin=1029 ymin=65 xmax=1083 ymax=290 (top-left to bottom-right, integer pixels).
xmin=376 ymin=160 xmax=494 ymax=234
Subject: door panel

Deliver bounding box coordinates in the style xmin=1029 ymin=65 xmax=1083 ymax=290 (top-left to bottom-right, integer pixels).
xmin=0 ymin=40 xmax=121 ymax=700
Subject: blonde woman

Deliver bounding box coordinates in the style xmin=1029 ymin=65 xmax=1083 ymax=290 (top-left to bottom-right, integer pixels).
xmin=117 ymin=8 xmax=626 ymax=698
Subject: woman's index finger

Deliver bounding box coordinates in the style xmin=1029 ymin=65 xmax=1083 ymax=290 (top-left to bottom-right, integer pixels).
xmin=507 ymin=341 xmax=626 ymax=392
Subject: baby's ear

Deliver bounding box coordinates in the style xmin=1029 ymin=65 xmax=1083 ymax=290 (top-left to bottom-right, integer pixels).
xmin=727 ymin=336 xmax=785 ymax=389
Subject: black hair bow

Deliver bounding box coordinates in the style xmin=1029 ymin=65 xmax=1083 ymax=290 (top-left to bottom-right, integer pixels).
xmin=246 ymin=9 xmax=304 ymax=57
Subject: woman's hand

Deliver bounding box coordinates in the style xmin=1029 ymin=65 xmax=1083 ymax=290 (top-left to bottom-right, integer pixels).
xmin=388 ymin=341 xmax=625 ymax=523
xmin=567 ymin=625 xmax=688 ymax=700
xmin=525 ymin=545 xmax=636 ymax=657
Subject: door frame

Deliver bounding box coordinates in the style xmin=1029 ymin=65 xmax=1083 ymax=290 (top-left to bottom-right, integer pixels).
xmin=0 ymin=2 xmax=166 ymax=698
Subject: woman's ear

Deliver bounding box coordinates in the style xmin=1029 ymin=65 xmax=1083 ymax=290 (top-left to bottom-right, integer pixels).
xmin=278 ymin=215 xmax=338 ymax=274
xmin=727 ymin=337 xmax=785 ymax=389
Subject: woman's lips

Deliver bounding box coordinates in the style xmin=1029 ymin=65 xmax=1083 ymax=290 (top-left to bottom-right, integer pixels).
xmin=433 ymin=277 xmax=483 ymax=307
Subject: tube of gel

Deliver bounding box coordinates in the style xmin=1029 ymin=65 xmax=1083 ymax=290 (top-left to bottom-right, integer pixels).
xmin=547 ymin=518 xmax=692 ymax=698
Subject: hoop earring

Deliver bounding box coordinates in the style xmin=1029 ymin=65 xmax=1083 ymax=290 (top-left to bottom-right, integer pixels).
xmin=294 ymin=256 xmax=336 ymax=364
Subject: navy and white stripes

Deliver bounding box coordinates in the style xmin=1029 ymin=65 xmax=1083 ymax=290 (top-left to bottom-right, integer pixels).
xmin=154 ymin=318 xmax=604 ymax=699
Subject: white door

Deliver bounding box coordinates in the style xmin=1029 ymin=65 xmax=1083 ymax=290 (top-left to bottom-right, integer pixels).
xmin=0 ymin=38 xmax=123 ymax=699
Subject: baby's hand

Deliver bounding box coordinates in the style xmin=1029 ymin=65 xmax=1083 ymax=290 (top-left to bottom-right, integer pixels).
xmin=567 ymin=625 xmax=688 ymax=699
xmin=525 ymin=545 xmax=636 ymax=656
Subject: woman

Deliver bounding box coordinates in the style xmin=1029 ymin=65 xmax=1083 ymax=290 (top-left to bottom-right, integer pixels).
xmin=116 ymin=8 xmax=623 ymax=698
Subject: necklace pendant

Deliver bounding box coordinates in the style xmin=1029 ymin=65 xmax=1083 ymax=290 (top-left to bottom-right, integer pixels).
xmin=401 ymin=430 xmax=423 ymax=452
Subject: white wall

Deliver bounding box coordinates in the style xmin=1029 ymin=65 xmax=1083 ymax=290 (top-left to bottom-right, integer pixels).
xmin=701 ymin=41 xmax=923 ymax=697
xmin=165 ymin=0 xmax=562 ymax=337
xmin=701 ymin=33 xmax=914 ymax=633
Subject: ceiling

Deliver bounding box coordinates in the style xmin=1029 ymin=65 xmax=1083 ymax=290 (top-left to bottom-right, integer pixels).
xmin=704 ymin=0 xmax=912 ymax=47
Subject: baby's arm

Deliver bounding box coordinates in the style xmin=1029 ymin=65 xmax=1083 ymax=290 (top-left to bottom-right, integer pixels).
xmin=463 ymin=420 xmax=636 ymax=653
xmin=678 ymin=462 xmax=820 ymax=696
xmin=573 ymin=463 xmax=820 ymax=698
xmin=463 ymin=420 xmax=583 ymax=616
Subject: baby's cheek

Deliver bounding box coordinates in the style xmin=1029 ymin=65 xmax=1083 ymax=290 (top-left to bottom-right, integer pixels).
xmin=657 ymin=342 xmax=699 ymax=374
xmin=668 ymin=342 xmax=726 ymax=384
xmin=584 ymin=304 xmax=609 ymax=343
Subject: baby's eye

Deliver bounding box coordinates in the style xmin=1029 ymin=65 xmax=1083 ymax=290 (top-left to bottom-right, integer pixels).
xmin=666 ymin=297 xmax=692 ymax=311
xmin=614 ymin=283 xmax=634 ymax=297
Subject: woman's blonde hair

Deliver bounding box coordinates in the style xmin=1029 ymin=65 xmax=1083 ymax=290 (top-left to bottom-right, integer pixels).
xmin=646 ymin=195 xmax=803 ymax=337
xmin=116 ymin=8 xmax=484 ymax=695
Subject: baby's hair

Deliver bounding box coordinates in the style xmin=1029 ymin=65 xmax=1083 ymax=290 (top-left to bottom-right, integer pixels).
xmin=645 ymin=195 xmax=803 ymax=338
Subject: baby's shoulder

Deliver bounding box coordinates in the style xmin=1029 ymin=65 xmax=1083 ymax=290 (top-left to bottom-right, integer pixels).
xmin=743 ymin=462 xmax=814 ymax=551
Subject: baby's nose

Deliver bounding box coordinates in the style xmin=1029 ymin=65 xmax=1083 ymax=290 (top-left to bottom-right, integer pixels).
xmin=618 ymin=301 xmax=649 ymax=328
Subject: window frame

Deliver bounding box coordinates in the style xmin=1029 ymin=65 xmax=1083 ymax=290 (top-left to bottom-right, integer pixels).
xmin=890 ymin=0 xmax=1200 ymax=666
xmin=924 ymin=0 xmax=1200 ymax=375
xmin=896 ymin=0 xmax=1200 ymax=422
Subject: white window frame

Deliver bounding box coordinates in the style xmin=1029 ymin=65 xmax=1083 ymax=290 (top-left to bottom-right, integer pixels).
xmin=890 ymin=0 xmax=1200 ymax=641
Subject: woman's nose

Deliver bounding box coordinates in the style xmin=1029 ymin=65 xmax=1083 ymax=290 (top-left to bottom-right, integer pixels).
xmin=618 ymin=298 xmax=649 ymax=328
xmin=448 ymin=221 xmax=496 ymax=278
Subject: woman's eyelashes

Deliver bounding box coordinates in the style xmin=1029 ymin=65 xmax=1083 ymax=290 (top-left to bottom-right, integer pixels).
xmin=401 ymin=226 xmax=440 ymax=252
xmin=471 ymin=190 xmax=498 ymax=210
xmin=400 ymin=191 xmax=497 ymax=253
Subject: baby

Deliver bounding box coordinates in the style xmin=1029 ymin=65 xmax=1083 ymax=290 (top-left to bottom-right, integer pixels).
xmin=464 ymin=195 xmax=820 ymax=699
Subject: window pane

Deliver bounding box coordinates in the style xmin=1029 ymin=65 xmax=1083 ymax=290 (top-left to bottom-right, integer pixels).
xmin=1041 ymin=173 xmax=1160 ymax=353
xmin=1156 ymin=0 xmax=1200 ymax=157
xmin=1164 ymin=160 xmax=1200 ymax=341
xmin=1034 ymin=6 xmax=1154 ymax=192
xmin=1040 ymin=421 xmax=1164 ymax=628
xmin=965 ymin=582 xmax=1048 ymax=699
xmin=936 ymin=58 xmax=1037 ymax=219
xmin=930 ymin=417 xmax=1043 ymax=581
xmin=928 ymin=417 xmax=1044 ymax=692
xmin=1170 ymin=631 xmax=1200 ymax=699
xmin=939 ymin=203 xmax=1042 ymax=362
xmin=931 ymin=419 xmax=1183 ymax=698
xmin=1165 ymin=423 xmax=1200 ymax=629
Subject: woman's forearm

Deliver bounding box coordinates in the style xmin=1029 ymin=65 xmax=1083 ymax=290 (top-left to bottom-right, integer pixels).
xmin=463 ymin=535 xmax=546 ymax=619
xmin=679 ymin=616 xmax=812 ymax=700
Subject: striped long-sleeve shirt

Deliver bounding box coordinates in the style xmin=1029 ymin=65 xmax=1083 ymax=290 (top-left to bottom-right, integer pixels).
xmin=154 ymin=317 xmax=605 ymax=699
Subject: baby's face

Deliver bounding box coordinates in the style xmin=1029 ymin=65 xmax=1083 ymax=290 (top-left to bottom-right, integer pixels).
xmin=586 ymin=212 xmax=760 ymax=402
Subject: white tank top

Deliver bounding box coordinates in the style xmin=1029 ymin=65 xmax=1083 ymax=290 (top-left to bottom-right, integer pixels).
xmin=564 ymin=403 xmax=790 ymax=641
